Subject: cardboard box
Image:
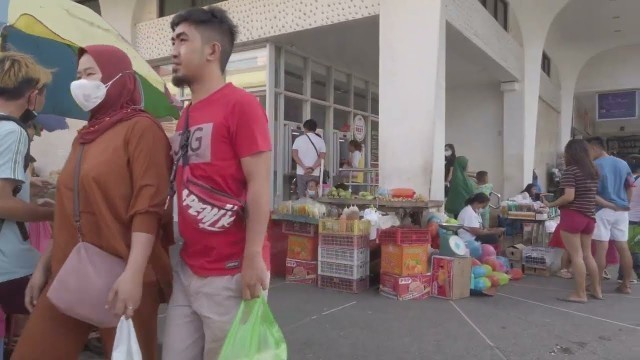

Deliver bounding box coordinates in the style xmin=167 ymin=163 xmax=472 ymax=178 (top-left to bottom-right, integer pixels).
xmin=430 ymin=256 xmax=472 ymax=300
xmin=287 ymin=235 xmax=318 ymax=261
xmin=381 ymin=243 xmax=429 ymax=276
xmin=509 ymin=260 xmax=523 ymax=272
xmin=286 ymin=259 xmax=318 ymax=285
xmin=506 ymin=244 xmax=526 ymax=261
xmin=524 ymin=265 xmax=550 ymax=277
xmin=380 ymin=273 xmax=432 ymax=300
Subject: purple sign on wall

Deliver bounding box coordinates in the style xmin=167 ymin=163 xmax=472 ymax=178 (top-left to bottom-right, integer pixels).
xmin=597 ymin=91 xmax=638 ymax=121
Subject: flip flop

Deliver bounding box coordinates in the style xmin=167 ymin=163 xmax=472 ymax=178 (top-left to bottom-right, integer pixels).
xmin=557 ymin=297 xmax=587 ymax=304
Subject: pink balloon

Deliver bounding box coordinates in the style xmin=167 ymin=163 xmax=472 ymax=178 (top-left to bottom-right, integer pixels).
xmin=481 ymin=244 xmax=497 ymax=259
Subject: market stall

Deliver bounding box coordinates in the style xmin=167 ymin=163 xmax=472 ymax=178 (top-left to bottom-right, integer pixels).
xmin=269 ymin=186 xmax=525 ymax=301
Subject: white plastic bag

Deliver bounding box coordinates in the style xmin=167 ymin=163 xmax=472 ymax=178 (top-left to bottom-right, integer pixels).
xmin=112 ymin=317 xmax=142 ymax=360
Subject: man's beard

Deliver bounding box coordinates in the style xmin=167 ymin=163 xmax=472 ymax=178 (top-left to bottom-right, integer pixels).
xmin=172 ymin=74 xmax=191 ymax=88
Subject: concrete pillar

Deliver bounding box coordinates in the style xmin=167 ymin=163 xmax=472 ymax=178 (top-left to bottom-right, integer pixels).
xmin=501 ymin=81 xmax=526 ymax=198
xmin=379 ymin=0 xmax=445 ymax=199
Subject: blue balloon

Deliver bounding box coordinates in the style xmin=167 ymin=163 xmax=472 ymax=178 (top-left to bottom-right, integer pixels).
xmin=465 ymin=239 xmax=482 ymax=259
xmin=472 ymin=265 xmax=487 ymax=278
xmin=496 ymin=256 xmax=510 ymax=270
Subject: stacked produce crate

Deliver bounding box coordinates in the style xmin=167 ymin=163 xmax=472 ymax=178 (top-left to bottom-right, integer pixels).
xmin=379 ymin=228 xmax=432 ymax=300
xmin=317 ymin=219 xmax=371 ymax=293
xmin=284 ymin=221 xmax=319 ymax=285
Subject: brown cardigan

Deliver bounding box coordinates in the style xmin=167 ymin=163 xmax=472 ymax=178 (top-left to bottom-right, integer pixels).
xmin=50 ymin=116 xmax=174 ymax=301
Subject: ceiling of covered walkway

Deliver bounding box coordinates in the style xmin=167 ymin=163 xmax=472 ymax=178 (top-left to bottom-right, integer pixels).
xmin=269 ymin=15 xmax=500 ymax=88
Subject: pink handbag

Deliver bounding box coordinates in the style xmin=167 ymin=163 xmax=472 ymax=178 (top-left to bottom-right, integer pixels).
xmin=47 ymin=145 xmax=125 ymax=328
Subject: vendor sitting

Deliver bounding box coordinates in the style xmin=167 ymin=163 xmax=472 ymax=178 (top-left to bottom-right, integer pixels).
xmin=457 ymin=193 xmax=505 ymax=245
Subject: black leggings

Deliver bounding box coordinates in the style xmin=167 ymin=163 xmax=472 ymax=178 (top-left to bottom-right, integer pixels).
xmin=476 ymin=234 xmax=499 ymax=245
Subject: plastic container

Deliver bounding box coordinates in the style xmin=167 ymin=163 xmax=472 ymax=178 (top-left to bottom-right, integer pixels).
xmin=319 ymin=219 xmax=371 ymax=236
xmin=379 ymin=227 xmax=431 ymax=245
xmin=318 ymin=275 xmax=369 ymax=293
xmin=319 ymin=247 xmax=370 ymax=265
xmin=318 ymin=260 xmax=369 ymax=279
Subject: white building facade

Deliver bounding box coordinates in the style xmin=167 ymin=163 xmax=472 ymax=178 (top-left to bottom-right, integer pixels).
xmin=78 ymin=0 xmax=640 ymax=204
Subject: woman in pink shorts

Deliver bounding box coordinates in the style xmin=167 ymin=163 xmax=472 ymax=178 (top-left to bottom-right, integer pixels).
xmin=543 ymin=139 xmax=602 ymax=303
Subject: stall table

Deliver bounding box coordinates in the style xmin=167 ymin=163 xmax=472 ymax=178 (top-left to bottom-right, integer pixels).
xmin=503 ymin=214 xmax=558 ymax=246
xmin=317 ymin=198 xmax=443 ymax=227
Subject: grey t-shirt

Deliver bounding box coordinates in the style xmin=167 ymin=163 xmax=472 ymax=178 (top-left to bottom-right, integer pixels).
xmin=0 ymin=121 xmax=39 ymax=283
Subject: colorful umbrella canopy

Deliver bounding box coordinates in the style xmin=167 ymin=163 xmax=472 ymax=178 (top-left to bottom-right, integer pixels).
xmin=0 ymin=0 xmax=179 ymax=121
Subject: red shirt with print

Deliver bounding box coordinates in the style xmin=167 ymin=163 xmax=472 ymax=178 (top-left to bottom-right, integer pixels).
xmin=172 ymin=83 xmax=272 ymax=277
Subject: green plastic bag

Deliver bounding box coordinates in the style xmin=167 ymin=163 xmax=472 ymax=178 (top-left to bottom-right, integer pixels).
xmin=219 ymin=296 xmax=288 ymax=360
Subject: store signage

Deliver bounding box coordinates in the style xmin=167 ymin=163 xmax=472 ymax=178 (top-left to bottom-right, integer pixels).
xmin=353 ymin=115 xmax=366 ymax=142
xmin=597 ymin=91 xmax=638 ymax=121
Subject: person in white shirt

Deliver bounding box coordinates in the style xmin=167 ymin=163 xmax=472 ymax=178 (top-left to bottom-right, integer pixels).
xmin=457 ymin=192 xmax=505 ymax=244
xmin=292 ymin=119 xmax=326 ymax=198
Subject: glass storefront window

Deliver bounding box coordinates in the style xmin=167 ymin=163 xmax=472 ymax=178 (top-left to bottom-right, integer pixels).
xmin=311 ymin=62 xmax=329 ymax=101
xmin=226 ymin=47 xmax=268 ymax=90
xmin=353 ymin=77 xmax=368 ymax=112
xmin=333 ymin=108 xmax=351 ymax=132
xmin=284 ymin=96 xmax=304 ymax=123
xmin=371 ymin=85 xmax=379 ymax=115
xmin=275 ymin=47 xmax=282 ymax=90
xmin=334 ymin=70 xmax=350 ymax=107
xmin=284 ymin=52 xmax=305 ymax=95
xmin=370 ymin=119 xmax=379 ymax=165
xmin=310 ymin=102 xmax=327 ymax=131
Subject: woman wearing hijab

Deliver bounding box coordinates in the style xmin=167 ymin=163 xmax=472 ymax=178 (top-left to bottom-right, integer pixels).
xmin=13 ymin=45 xmax=174 ymax=359
xmin=445 ymin=156 xmax=476 ymax=218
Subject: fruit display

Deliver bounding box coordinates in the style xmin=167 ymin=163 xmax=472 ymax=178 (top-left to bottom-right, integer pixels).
xmin=275 ymin=199 xmax=326 ymax=219
xmin=326 ymin=187 xmax=352 ymax=199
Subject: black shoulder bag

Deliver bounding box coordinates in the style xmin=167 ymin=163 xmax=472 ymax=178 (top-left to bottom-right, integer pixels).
xmin=305 ymin=133 xmax=330 ymax=184
xmin=0 ymin=115 xmax=31 ymax=241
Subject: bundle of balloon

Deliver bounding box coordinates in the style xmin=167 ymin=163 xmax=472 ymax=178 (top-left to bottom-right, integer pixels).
xmin=469 ymin=243 xmax=524 ymax=296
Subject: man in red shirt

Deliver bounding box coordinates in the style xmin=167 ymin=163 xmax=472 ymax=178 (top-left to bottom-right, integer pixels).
xmin=162 ymin=6 xmax=272 ymax=359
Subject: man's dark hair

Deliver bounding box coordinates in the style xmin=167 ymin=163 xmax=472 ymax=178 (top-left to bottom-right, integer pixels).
xmin=171 ymin=6 xmax=238 ymax=73
xmin=475 ymin=171 xmax=488 ymax=182
xmin=586 ymin=136 xmax=606 ymax=150
xmin=303 ymin=119 xmax=317 ymax=132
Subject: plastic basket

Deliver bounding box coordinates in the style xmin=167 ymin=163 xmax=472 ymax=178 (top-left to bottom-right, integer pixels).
xmin=319 ymin=219 xmax=371 ymax=235
xmin=318 ymin=260 xmax=369 ymax=279
xmin=319 ymin=247 xmax=370 ymax=265
xmin=282 ymin=221 xmax=316 ymax=237
xmin=379 ymin=227 xmax=431 ymax=245
xmin=522 ymin=246 xmax=553 ymax=268
xmin=319 ymin=234 xmax=369 ymax=249
xmin=318 ymin=275 xmax=369 ymax=293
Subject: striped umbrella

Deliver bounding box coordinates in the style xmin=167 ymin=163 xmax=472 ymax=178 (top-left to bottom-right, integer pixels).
xmin=0 ymin=0 xmax=179 ymax=122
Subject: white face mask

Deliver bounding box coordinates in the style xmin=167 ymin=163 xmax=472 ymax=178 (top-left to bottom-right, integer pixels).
xmin=445 ymin=150 xmax=452 ymax=157
xmin=70 ymin=74 xmax=123 ymax=112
